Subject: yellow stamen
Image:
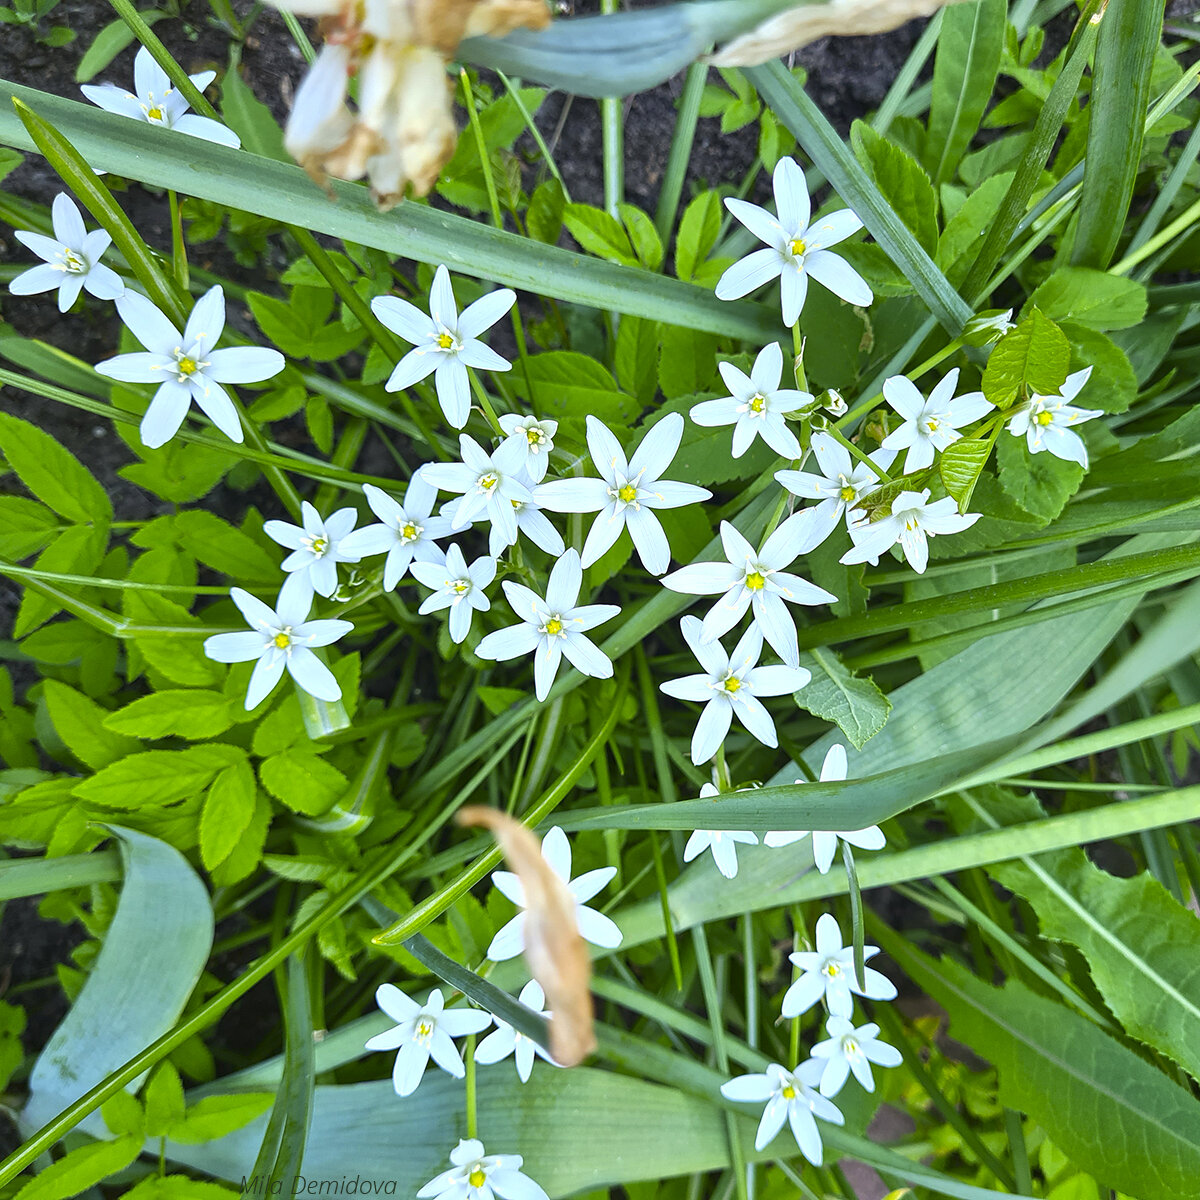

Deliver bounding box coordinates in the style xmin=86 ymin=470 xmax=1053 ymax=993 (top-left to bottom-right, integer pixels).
xmin=478 ymin=473 xmax=498 ymax=492
xmin=723 ymin=676 xmax=741 ymax=693
xmin=436 ymin=332 xmax=455 ymax=350
xmin=749 ymin=393 xmax=766 ymax=414
xmin=468 ymin=1169 xmax=487 ymax=1188
xmin=839 ymin=485 xmax=857 ymax=503
xmin=926 ymin=417 xmax=939 ymax=432
xmin=416 ymin=1019 xmax=433 ymax=1039
xmin=60 ymin=250 xmax=85 ymax=273
xmin=451 ymin=579 xmax=470 ymax=595
xmin=310 ymin=536 xmax=327 ymax=555
xmin=618 ymin=484 xmax=638 ymax=503
xmin=273 ymin=632 xmax=291 ymax=649
xmin=781 ymin=1084 xmax=796 ymax=1100
xmin=401 ymin=522 xmax=418 ymax=540
xmin=789 ymin=237 xmax=806 ymax=257
xmin=746 ymin=571 xmax=766 ymax=591
xmin=545 ymin=618 xmax=563 ymax=636
xmin=527 ymin=427 xmax=546 ymax=446
xmin=1036 ymin=411 xmax=1053 ymax=426
xmin=825 ymin=962 xmax=841 ymax=977
xmin=177 ymin=357 xmax=198 ymax=376
xmin=147 ymin=106 xmax=164 ymax=122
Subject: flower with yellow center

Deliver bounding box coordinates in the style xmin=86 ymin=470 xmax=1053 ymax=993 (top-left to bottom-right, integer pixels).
xmin=341 ymin=479 xmax=453 ymax=592
xmin=499 ymin=412 xmax=559 ymax=482
xmin=691 ymin=342 xmax=810 ymax=460
xmin=410 ymin=543 xmax=496 ymax=644
xmin=720 ymin=1061 xmax=844 ymax=1160
xmin=684 ymin=785 xmax=759 ymax=879
xmin=82 ymin=46 xmax=240 ymax=148
xmin=1007 ymin=366 xmax=1100 ymax=468
xmin=716 ymin=156 xmax=872 ymax=326
xmin=264 ymin=500 xmax=362 ymax=604
xmin=474 ymin=979 xmax=563 ymax=1083
xmin=811 ymin=1015 xmax=902 ymax=1098
xmin=203 ymin=585 xmax=353 ymax=711
xmin=880 ymin=368 xmax=992 ymax=473
xmin=365 ymin=986 xmax=491 ymax=1098
xmin=842 ymin=487 xmax=980 ymax=576
xmin=416 ymin=1136 xmax=549 ymax=1200
xmin=11 ymin=193 xmax=125 ymax=314
xmin=781 ymin=912 xmax=897 ymax=1019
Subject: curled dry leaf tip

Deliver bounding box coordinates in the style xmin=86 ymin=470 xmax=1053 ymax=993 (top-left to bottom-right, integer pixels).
xmin=458 ymin=806 xmax=596 ymax=1067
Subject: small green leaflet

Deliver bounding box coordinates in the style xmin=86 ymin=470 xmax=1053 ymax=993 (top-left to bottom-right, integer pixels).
xmin=939 ymin=437 xmax=991 ymax=513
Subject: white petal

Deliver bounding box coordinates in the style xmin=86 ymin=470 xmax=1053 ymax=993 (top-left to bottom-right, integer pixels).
xmin=715 ymin=248 xmax=783 ymax=302
xmin=805 ymin=250 xmax=872 ymax=307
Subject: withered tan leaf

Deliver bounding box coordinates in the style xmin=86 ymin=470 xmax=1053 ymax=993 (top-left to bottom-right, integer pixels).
xmin=458 ymin=807 xmax=596 ymax=1067
xmin=710 ymin=0 xmax=969 ymax=65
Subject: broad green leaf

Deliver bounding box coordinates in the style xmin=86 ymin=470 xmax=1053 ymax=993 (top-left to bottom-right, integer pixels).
xmin=935 ymin=172 xmax=1011 ymax=287
xmin=1061 ymin=323 xmax=1137 ymax=414
xmin=0 ymin=495 xmax=59 ymax=560
xmin=42 ymin=679 xmax=137 ymax=770
xmin=103 ymin=691 xmax=236 ymax=741
xmin=794 ymin=646 xmax=891 ymax=749
xmin=144 ymin=1063 xmax=187 ymax=1139
xmin=24 ymin=826 xmax=213 ymax=1131
xmin=890 ymin=943 xmax=1200 ymax=1200
xmin=995 ymin=434 xmax=1084 ymax=524
xmin=617 ymin=203 xmax=664 ymax=271
xmin=1029 ymin=268 xmax=1148 ymax=332
xmin=510 ymin=351 xmax=640 ymax=426
xmin=247 ymin=289 xmax=365 ymax=363
xmin=981 ymin=309 xmax=1070 ymax=408
xmin=674 ymin=191 xmax=723 ymax=282
xmin=100 ymin=1090 xmax=144 ymax=1138
xmin=12 ymin=1136 xmax=141 ymax=1200
xmin=0 ymin=412 xmax=111 ymax=527
xmin=14 ymin=525 xmax=107 ymax=639
xmin=170 ymin=511 xmax=277 ymax=583
xmin=259 ymin=750 xmax=348 ymax=816
xmin=938 ymin=437 xmax=991 ymax=512
xmin=200 ymin=759 xmax=258 ymax=872
xmin=171 ymin=1093 xmax=275 ymax=1145
xmin=851 ymin=121 xmax=938 ymax=256
xmin=614 ymin=316 xmax=660 ymax=404
xmin=72 ymin=746 xmax=246 ymax=809
xmin=973 ymin=791 xmax=1200 ymax=1085
xmin=925 ymin=0 xmax=1006 ymax=186
xmin=74 ymin=14 xmax=165 ymax=83
xmin=220 ymin=57 xmax=286 ymax=163
xmin=563 ymin=203 xmax=638 ymax=266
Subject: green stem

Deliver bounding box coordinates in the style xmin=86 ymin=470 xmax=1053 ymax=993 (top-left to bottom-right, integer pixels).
xmin=655 ymin=62 xmax=706 ymax=239
xmin=821 ymin=422 xmax=891 ymax=483
xmin=467 ymin=367 xmax=505 ymax=437
xmin=167 ymin=190 xmax=188 ymax=292
xmin=465 ymin=1035 xmax=478 ymax=1140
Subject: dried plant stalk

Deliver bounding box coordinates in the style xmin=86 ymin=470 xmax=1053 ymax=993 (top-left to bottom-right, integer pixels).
xmin=457 ymin=806 xmax=596 ymax=1066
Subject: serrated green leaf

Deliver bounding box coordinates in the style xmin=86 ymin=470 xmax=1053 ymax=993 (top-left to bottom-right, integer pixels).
xmin=42 ymin=679 xmax=137 ymax=770
xmin=200 ymin=758 xmax=257 ymax=872
xmin=171 ymin=511 xmax=277 ymax=582
xmin=100 ymin=1088 xmax=144 ymax=1138
xmin=1030 ymin=267 xmax=1148 ymax=332
xmin=617 ymin=204 xmax=663 ymax=272
xmin=794 ymin=647 xmax=891 ymax=750
xmin=995 ymin=433 xmax=1084 ymax=524
xmin=981 ymin=309 xmax=1070 ymax=408
xmin=0 ymin=495 xmax=59 ymax=560
xmin=144 ymin=1062 xmax=187 ymax=1139
xmin=14 ymin=525 xmax=107 ymax=639
xmin=171 ymin=1093 xmax=275 ymax=1144
xmin=614 ymin=316 xmax=660 ymax=404
xmin=852 ymin=121 xmax=938 ymax=257
xmin=220 ymin=57 xmax=286 ymax=163
xmin=103 ymin=690 xmax=235 ymax=741
xmin=12 ymin=1136 xmax=141 ymax=1200
xmin=674 ymin=191 xmax=723 ymax=282
xmin=563 ymin=203 xmax=638 ymax=267
xmin=259 ymin=749 xmax=348 ymax=816
xmin=0 ymin=412 xmax=111 ymax=527
xmin=511 ymin=351 xmax=640 ymax=425
xmin=71 ymin=745 xmax=245 ymax=809
xmin=939 ymin=437 xmax=991 ymax=512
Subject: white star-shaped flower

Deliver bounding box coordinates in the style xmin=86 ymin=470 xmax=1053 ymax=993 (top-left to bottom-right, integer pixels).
xmin=475 ymin=549 xmax=619 ymax=702
xmin=474 ymin=980 xmax=561 ymax=1083
xmin=485 ymin=825 xmax=623 ymax=961
xmin=81 ymin=46 xmax=240 ymax=147
xmin=263 ymin=500 xmax=361 ymax=605
xmin=338 ymin=478 xmax=453 ymax=591
xmin=533 ymin=414 xmax=711 ymax=575
xmin=720 ymin=1061 xmax=844 ymax=1161
xmin=781 ymin=912 xmax=897 ymax=1019
xmin=660 ymin=616 xmax=810 ymax=766
xmin=661 ymin=514 xmax=834 ymax=668
xmin=371 ymin=265 xmax=515 ymax=429
xmin=9 ymin=193 xmax=125 ymax=312
xmin=841 ymin=488 xmax=980 ymax=575
xmin=364 ymin=985 xmax=491 ymax=1098
xmin=410 ymin=543 xmax=495 ymax=644
xmin=684 ymin=784 xmax=759 ymax=879
xmin=439 ymin=470 xmax=566 ymax=560
xmin=1007 ymin=367 xmax=1100 ymax=468
xmin=775 ymin=431 xmax=897 ymax=550
xmin=498 ymin=413 xmax=558 ymax=483
xmin=810 ymin=1015 xmax=902 ymax=1097
xmin=715 ymin=156 xmax=872 ymax=327
xmin=689 ymin=342 xmax=811 ymax=459
xmin=417 ymin=1138 xmax=548 ymax=1200
xmin=763 ymin=745 xmax=886 ymax=872
xmin=94 ymin=285 xmax=284 ymax=449
xmin=202 ymin=586 xmax=353 ymax=710
xmin=880 ymin=369 xmax=993 ymax=473
xmin=420 ymin=435 xmax=533 ymax=550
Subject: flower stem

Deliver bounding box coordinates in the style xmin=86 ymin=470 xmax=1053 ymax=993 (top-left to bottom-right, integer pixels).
xmin=821 ymin=422 xmax=892 ymax=483
xmin=167 ymin=190 xmax=189 ymax=293
xmin=467 ymin=367 xmax=505 ymax=438
xmin=790 ymin=324 xmax=808 ymax=392
xmin=465 ymin=1034 xmax=478 ymax=1140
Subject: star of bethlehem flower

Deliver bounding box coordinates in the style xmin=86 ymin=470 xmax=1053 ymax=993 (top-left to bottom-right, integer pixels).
xmin=775 ymin=430 xmax=897 ymax=550
xmin=684 ymin=784 xmax=759 ymax=879
xmin=781 ymin=912 xmax=897 ymax=1019
xmin=720 ymin=1061 xmax=844 ymax=1162
xmin=715 ymin=156 xmax=872 ymax=327
xmin=824 ymin=390 xmax=848 ymax=418
xmin=81 ymin=46 xmax=240 ymax=148
xmin=1007 ymin=366 xmax=1100 ymax=468
xmin=439 ymin=474 xmax=565 ymax=560
xmin=371 ymin=265 xmax=515 ymax=429
xmin=841 ymin=488 xmax=980 ymax=575
xmin=485 ymin=825 xmax=622 ymax=962
xmin=365 ymin=985 xmax=491 ymax=1097
xmin=964 ymin=308 xmax=1016 ymax=346
xmin=661 ymin=514 xmax=834 ymax=668
xmin=660 ymin=617 xmax=810 ymax=766
xmin=763 ymin=744 xmax=886 ymax=872
xmin=10 ymin=193 xmax=124 ymax=312
xmin=94 ymin=285 xmax=284 ymax=449
xmin=263 ymin=500 xmax=361 ymax=605
xmin=810 ymin=1015 xmax=902 ymax=1097
xmin=339 ymin=478 xmax=452 ymax=591
xmin=689 ymin=342 xmax=811 ymax=459
xmin=420 ymin=435 xmax=533 ymax=550
xmin=475 ymin=549 xmax=620 ymax=702
xmin=203 ymin=586 xmax=353 ymax=711
xmin=880 ymin=369 xmax=993 ymax=473
xmin=410 ymin=543 xmax=495 ymax=644
xmin=474 ymin=980 xmax=561 ymax=1083
xmin=499 ymin=413 xmax=558 ymax=482
xmin=417 ymin=1138 xmax=549 ymax=1200
xmin=534 ymin=414 xmax=711 ymax=575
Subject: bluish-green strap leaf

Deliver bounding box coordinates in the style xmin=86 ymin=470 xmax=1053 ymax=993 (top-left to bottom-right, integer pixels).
xmin=23 ymin=825 xmax=214 ymax=1132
